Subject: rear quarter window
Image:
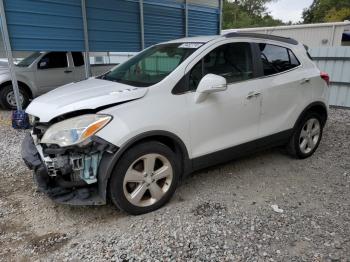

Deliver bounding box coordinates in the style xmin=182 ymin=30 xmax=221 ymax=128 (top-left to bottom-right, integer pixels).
xmin=259 ymin=44 xmax=300 ymax=76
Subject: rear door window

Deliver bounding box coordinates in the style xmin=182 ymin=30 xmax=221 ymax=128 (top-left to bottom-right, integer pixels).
xmin=259 ymin=44 xmax=300 ymax=76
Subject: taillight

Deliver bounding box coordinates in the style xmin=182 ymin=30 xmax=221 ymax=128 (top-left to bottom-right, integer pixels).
xmin=320 ymin=72 xmax=330 ymax=86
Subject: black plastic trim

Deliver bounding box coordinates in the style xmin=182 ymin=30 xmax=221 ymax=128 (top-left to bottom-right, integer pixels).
xmin=224 ymin=32 xmax=299 ymax=45
xmin=172 ymin=73 xmax=189 ymax=94
xmin=21 ymin=133 xmax=42 ymax=170
xmin=251 ymin=43 xmax=264 ymax=78
xmin=192 ymin=129 xmax=293 ymax=171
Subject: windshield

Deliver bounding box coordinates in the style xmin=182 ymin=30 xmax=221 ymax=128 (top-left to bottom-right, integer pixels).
xmin=17 ymin=52 xmax=42 ymax=67
xmin=100 ymin=43 xmax=201 ymax=87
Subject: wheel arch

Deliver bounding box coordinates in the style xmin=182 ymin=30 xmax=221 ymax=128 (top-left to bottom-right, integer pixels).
xmin=294 ymin=101 xmax=328 ymax=129
xmin=0 ymin=80 xmax=33 ymax=99
xmin=98 ymin=131 xmax=191 ymax=203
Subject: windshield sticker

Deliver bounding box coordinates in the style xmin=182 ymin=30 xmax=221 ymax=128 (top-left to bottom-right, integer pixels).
xmin=179 ymin=43 xmax=204 ymax=49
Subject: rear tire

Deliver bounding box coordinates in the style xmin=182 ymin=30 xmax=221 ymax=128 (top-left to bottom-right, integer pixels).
xmin=0 ymin=85 xmax=30 ymax=110
xmin=287 ymin=112 xmax=324 ymax=159
xmin=109 ymin=141 xmax=180 ymax=215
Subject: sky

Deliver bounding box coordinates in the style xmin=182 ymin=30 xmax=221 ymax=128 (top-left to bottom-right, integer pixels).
xmin=266 ymin=0 xmax=314 ymax=23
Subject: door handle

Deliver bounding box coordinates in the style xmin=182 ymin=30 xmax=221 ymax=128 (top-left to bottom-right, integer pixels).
xmin=64 ymin=70 xmax=73 ymax=73
xmin=300 ymin=78 xmax=310 ymax=85
xmin=246 ymin=91 xmax=261 ymax=99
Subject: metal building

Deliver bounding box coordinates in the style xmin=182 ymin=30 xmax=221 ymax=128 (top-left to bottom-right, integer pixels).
xmin=310 ymin=47 xmax=350 ymax=108
xmin=0 ymin=0 xmax=222 ymax=111
xmin=2 ymin=0 xmax=221 ymax=52
xmin=222 ymin=22 xmax=350 ymax=48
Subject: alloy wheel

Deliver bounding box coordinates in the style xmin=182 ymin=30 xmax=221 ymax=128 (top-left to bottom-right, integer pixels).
xmin=6 ymin=90 xmax=24 ymax=107
xmin=299 ymin=118 xmax=321 ymax=154
xmin=123 ymin=153 xmax=173 ymax=207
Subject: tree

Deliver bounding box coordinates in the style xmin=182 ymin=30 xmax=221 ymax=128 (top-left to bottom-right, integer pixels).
xmin=303 ymin=0 xmax=350 ymax=23
xmin=325 ymin=7 xmax=350 ymax=22
xmin=240 ymin=0 xmax=275 ymax=16
xmin=223 ymin=0 xmax=283 ymax=29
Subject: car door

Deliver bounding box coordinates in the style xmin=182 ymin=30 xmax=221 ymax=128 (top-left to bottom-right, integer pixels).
xmin=187 ymin=42 xmax=262 ymax=165
xmin=34 ymin=52 xmax=76 ymax=94
xmin=254 ymin=43 xmax=311 ymax=138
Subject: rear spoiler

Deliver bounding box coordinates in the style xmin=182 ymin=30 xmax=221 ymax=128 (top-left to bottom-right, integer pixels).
xmin=303 ymin=44 xmax=313 ymax=60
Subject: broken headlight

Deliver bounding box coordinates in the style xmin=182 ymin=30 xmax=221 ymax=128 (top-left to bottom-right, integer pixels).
xmin=28 ymin=114 xmax=37 ymax=126
xmin=41 ymin=114 xmax=112 ymax=147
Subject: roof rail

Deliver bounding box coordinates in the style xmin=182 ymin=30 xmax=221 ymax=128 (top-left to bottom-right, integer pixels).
xmin=224 ymin=32 xmax=299 ymax=45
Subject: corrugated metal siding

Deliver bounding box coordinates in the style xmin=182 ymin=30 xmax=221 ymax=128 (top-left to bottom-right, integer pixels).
xmin=187 ymin=0 xmax=219 ymax=8
xmin=223 ymin=23 xmax=350 ymax=47
xmin=310 ymin=47 xmax=350 ymax=107
xmin=3 ymin=0 xmax=84 ymax=51
xmin=86 ymin=0 xmax=141 ymax=52
xmin=143 ymin=0 xmax=220 ymax=47
xmin=238 ymin=27 xmax=343 ymax=47
xmin=143 ymin=0 xmax=184 ymax=47
xmin=3 ymin=0 xmax=220 ymax=52
xmin=188 ymin=4 xmax=219 ymax=36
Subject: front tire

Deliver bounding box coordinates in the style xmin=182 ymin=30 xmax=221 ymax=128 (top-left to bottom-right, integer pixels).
xmin=0 ymin=85 xmax=30 ymax=110
xmin=109 ymin=141 xmax=180 ymax=215
xmin=287 ymin=112 xmax=324 ymax=159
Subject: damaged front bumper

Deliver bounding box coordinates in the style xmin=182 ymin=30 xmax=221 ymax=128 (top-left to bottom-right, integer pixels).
xmin=21 ymin=133 xmax=117 ymax=205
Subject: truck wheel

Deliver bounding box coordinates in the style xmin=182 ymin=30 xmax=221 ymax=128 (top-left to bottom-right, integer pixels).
xmin=0 ymin=85 xmax=30 ymax=110
xmin=287 ymin=112 xmax=324 ymax=159
xmin=109 ymin=141 xmax=180 ymax=215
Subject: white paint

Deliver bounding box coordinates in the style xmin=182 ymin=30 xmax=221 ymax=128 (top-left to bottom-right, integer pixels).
xmin=27 ymin=35 xmax=329 ymax=160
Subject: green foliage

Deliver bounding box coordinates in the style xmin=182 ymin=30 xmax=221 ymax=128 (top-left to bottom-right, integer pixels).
xmin=223 ymin=0 xmax=284 ymax=29
xmin=302 ymin=0 xmax=350 ymax=23
xmin=325 ymin=7 xmax=350 ymax=22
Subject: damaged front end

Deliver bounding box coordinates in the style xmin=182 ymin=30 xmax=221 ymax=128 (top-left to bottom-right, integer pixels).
xmin=21 ymin=115 xmax=117 ymax=205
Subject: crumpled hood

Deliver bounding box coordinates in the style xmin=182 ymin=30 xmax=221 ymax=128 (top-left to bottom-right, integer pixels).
xmin=26 ymin=78 xmax=148 ymax=122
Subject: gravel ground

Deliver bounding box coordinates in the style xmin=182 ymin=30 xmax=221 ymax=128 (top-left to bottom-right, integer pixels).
xmin=0 ymin=108 xmax=349 ymax=262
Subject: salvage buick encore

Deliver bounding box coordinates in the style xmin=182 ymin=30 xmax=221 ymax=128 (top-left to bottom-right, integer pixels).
xmin=22 ymin=33 xmax=329 ymax=215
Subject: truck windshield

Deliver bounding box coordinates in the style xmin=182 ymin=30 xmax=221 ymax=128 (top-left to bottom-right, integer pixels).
xmin=100 ymin=43 xmax=201 ymax=87
xmin=17 ymin=52 xmax=42 ymax=67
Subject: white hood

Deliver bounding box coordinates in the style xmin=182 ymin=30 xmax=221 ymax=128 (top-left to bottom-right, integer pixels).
xmin=26 ymin=78 xmax=148 ymax=122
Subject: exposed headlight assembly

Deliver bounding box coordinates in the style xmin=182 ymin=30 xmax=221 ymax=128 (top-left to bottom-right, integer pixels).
xmin=41 ymin=114 xmax=112 ymax=147
xmin=28 ymin=114 xmax=37 ymax=126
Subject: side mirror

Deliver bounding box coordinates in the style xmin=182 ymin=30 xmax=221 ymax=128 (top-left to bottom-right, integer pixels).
xmin=194 ymin=74 xmax=227 ymax=103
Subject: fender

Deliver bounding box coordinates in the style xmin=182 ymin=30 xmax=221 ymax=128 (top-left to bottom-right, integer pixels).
xmin=97 ymin=130 xmax=191 ymax=203
xmin=0 ymin=72 xmax=36 ymax=98
xmin=293 ymin=101 xmax=328 ymax=130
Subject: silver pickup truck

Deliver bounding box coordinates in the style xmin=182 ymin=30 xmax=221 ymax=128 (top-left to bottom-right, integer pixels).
xmin=0 ymin=51 xmax=115 ymax=110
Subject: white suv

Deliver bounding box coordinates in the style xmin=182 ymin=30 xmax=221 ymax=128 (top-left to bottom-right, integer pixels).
xmin=22 ymin=33 xmax=329 ymax=215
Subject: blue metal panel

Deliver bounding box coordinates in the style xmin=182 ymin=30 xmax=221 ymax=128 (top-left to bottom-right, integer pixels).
xmin=188 ymin=4 xmax=219 ymax=37
xmin=3 ymin=0 xmax=84 ymax=51
xmin=143 ymin=0 xmax=184 ymax=47
xmin=3 ymin=0 xmax=220 ymax=52
xmin=86 ymin=0 xmax=141 ymax=52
